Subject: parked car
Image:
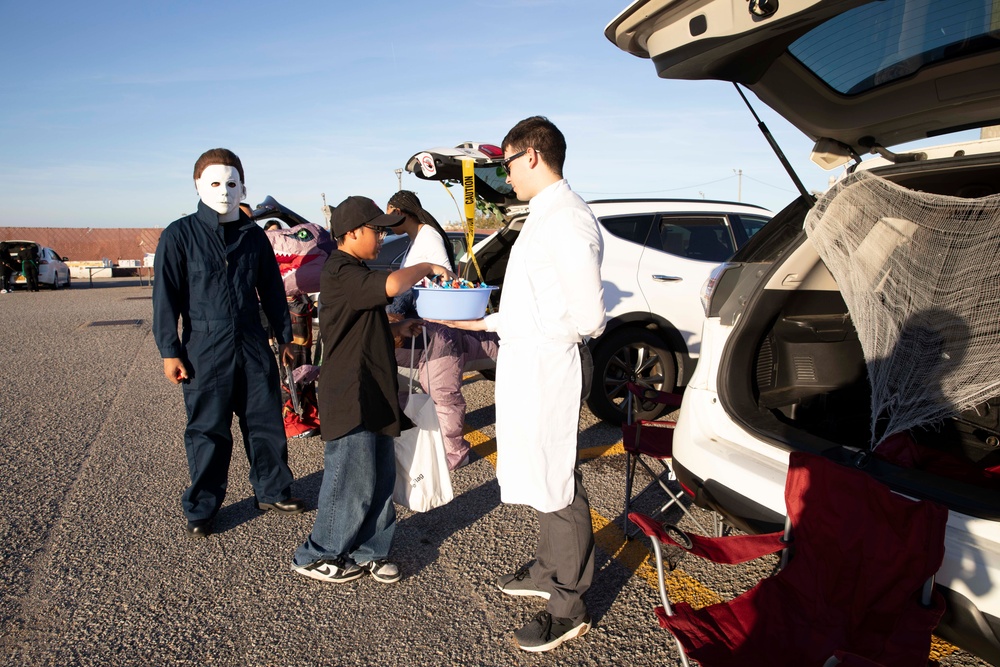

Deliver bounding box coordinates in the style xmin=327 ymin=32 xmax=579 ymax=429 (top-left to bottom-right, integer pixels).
xmin=606 ymin=0 xmax=1000 ymax=662
xmin=368 ymin=230 xmax=491 ymax=272
xmin=2 ymin=240 xmax=70 ymax=289
xmin=406 ymin=143 xmax=771 ymax=423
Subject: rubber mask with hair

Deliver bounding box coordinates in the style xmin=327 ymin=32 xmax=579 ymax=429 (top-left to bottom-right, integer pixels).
xmin=195 ymin=164 xmax=245 ymax=221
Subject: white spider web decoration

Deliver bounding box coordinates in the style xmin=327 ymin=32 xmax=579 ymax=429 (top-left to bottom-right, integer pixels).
xmin=804 ymin=170 xmax=1000 ymax=448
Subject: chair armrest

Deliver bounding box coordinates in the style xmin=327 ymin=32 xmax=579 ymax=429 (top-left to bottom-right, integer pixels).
xmin=636 ymin=420 xmax=677 ymax=429
xmin=629 ymin=512 xmax=786 ymax=565
xmin=626 ymin=381 xmax=683 ymax=409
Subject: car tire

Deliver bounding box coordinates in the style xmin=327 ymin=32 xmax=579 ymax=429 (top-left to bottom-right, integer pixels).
xmin=52 ymin=273 xmax=62 ymax=290
xmin=65 ymin=273 xmax=71 ymax=288
xmin=587 ymin=327 xmax=677 ymax=424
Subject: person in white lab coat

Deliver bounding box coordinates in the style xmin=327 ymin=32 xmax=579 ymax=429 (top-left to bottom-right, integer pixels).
xmin=437 ymin=116 xmax=605 ymax=652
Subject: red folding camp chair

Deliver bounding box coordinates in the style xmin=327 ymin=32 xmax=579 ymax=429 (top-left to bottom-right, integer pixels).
xmin=622 ymin=382 xmax=708 ymax=538
xmin=630 ymin=452 xmax=948 ymax=667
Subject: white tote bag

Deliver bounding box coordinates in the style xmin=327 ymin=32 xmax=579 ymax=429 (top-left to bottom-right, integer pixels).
xmin=393 ymin=330 xmax=454 ymax=512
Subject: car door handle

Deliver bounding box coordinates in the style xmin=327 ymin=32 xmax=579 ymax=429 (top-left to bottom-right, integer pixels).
xmin=652 ymin=275 xmax=683 ymax=282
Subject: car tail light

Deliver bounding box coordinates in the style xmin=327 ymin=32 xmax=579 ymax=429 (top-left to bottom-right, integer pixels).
xmin=38 ymin=259 xmax=49 ymax=265
xmin=477 ymin=144 xmax=504 ymax=159
xmin=700 ymin=262 xmax=748 ymax=318
xmin=701 ymin=263 xmax=731 ymax=316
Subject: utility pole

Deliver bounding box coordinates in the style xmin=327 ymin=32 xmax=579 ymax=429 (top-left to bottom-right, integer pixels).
xmin=321 ymin=192 xmax=331 ymax=230
xmin=733 ymin=169 xmax=742 ymax=201
xmin=394 ymin=168 xmax=403 ymax=191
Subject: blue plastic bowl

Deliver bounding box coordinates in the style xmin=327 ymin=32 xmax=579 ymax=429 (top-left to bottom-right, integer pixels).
xmin=413 ymin=286 xmax=497 ymax=320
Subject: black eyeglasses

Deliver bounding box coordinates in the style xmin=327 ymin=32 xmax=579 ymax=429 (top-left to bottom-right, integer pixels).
xmin=501 ymin=149 xmax=530 ymax=176
xmin=363 ymin=224 xmax=388 ymax=240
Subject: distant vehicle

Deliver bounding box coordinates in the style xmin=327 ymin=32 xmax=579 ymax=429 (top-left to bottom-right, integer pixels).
xmin=406 ymin=142 xmax=771 ymax=423
xmin=2 ymin=240 xmax=70 ymax=289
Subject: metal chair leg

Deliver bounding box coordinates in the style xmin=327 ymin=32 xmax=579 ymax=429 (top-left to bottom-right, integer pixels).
xmin=623 ymin=452 xmax=637 ymax=537
xmin=647 ymin=530 xmax=692 ymax=667
xmin=631 ymin=457 xmax=708 ymax=535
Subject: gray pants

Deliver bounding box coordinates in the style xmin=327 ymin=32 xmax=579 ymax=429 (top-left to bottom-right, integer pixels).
xmin=530 ymin=469 xmax=595 ymax=620
xmin=528 ymin=342 xmax=596 ymax=621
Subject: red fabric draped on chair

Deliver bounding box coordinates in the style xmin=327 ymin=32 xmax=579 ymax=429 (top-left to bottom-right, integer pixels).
xmin=631 ymin=452 xmax=949 ymax=667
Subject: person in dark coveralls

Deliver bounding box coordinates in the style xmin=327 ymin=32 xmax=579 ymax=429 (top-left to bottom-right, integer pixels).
xmin=153 ymin=148 xmax=305 ymax=539
xmin=291 ymin=196 xmax=453 ymax=585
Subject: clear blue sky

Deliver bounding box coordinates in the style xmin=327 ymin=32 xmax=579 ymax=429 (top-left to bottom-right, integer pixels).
xmin=0 ymin=1 xmax=903 ymax=228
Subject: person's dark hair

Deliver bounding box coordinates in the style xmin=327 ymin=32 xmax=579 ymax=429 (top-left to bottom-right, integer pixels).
xmin=387 ymin=190 xmax=456 ymax=270
xmin=193 ymin=148 xmax=245 ymax=182
xmin=501 ymin=116 xmax=566 ymax=176
xmin=263 ymin=220 xmax=282 ymax=231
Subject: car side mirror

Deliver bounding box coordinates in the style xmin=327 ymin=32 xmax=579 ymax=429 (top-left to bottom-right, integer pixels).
xmin=62 ymin=256 xmax=69 ymax=261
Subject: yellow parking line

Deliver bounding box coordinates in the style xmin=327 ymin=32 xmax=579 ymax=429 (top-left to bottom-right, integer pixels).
xmin=466 ymin=429 xmax=497 ymax=466
xmin=580 ymin=441 xmax=624 ymax=461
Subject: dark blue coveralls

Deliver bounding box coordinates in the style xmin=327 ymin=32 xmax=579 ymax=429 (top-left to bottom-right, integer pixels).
xmin=153 ymin=202 xmax=295 ymax=522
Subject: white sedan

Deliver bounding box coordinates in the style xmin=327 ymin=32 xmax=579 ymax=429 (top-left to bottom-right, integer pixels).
xmin=4 ymin=240 xmax=71 ymax=289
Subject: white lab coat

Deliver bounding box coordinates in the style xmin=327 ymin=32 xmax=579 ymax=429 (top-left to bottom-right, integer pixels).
xmin=484 ymin=180 xmax=605 ymax=512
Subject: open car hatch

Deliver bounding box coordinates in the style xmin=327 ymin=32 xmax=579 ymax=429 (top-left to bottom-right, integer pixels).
xmin=606 ymin=0 xmax=1000 ymax=166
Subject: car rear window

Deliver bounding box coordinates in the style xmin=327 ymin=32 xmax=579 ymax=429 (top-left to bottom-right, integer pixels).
xmin=788 ymin=0 xmax=997 ymax=95
xmin=657 ymin=217 xmax=735 ymax=262
xmin=600 ymin=214 xmax=656 ymax=246
xmin=732 ymin=215 xmax=770 ymax=246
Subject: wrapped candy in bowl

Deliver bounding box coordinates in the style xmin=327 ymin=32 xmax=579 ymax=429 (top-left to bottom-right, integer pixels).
xmin=413 ymin=277 xmax=497 ymax=320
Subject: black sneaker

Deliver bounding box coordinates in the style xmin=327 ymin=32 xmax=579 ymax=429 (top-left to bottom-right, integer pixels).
xmin=291 ymin=559 xmax=364 ymax=583
xmin=360 ymin=559 xmax=401 ymax=584
xmin=497 ymin=562 xmax=550 ymax=600
xmin=514 ymin=611 xmax=591 ymax=652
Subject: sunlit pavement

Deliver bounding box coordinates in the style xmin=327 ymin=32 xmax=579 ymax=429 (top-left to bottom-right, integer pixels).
xmin=0 ymin=278 xmax=987 ymax=666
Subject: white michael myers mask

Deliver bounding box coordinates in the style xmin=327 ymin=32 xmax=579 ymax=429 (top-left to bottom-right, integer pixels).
xmin=195 ymin=164 xmax=246 ymax=218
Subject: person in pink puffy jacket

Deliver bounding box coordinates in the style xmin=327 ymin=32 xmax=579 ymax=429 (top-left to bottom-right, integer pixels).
xmin=385 ymin=190 xmax=498 ymax=470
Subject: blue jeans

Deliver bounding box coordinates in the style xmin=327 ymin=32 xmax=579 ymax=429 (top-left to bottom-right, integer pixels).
xmin=293 ymin=426 xmax=397 ymax=566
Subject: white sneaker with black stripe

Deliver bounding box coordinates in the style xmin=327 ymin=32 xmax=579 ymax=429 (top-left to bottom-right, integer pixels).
xmin=292 ymin=559 xmax=364 ymax=583
xmin=360 ymin=559 xmax=401 ymax=584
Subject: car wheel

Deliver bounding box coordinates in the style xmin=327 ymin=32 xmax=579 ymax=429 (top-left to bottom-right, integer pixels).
xmin=65 ymin=273 xmax=71 ymax=288
xmin=52 ymin=273 xmax=62 ymax=290
xmin=587 ymin=327 xmax=677 ymax=424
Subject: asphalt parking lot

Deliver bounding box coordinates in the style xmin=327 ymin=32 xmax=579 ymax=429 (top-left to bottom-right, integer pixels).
xmin=0 ymin=278 xmax=990 ymax=667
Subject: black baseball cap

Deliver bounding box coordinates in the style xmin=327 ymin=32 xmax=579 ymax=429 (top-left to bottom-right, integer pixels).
xmin=330 ymin=196 xmax=404 ymax=237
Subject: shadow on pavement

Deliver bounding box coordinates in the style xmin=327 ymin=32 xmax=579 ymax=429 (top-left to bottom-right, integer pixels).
xmin=394 ymin=477 xmax=502 ymax=577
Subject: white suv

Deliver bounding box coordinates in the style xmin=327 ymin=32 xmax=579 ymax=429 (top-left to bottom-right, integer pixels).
xmin=607 ymin=0 xmax=1000 ymax=662
xmin=404 ymin=143 xmax=770 ymax=423
xmin=581 ymin=198 xmax=769 ymax=422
